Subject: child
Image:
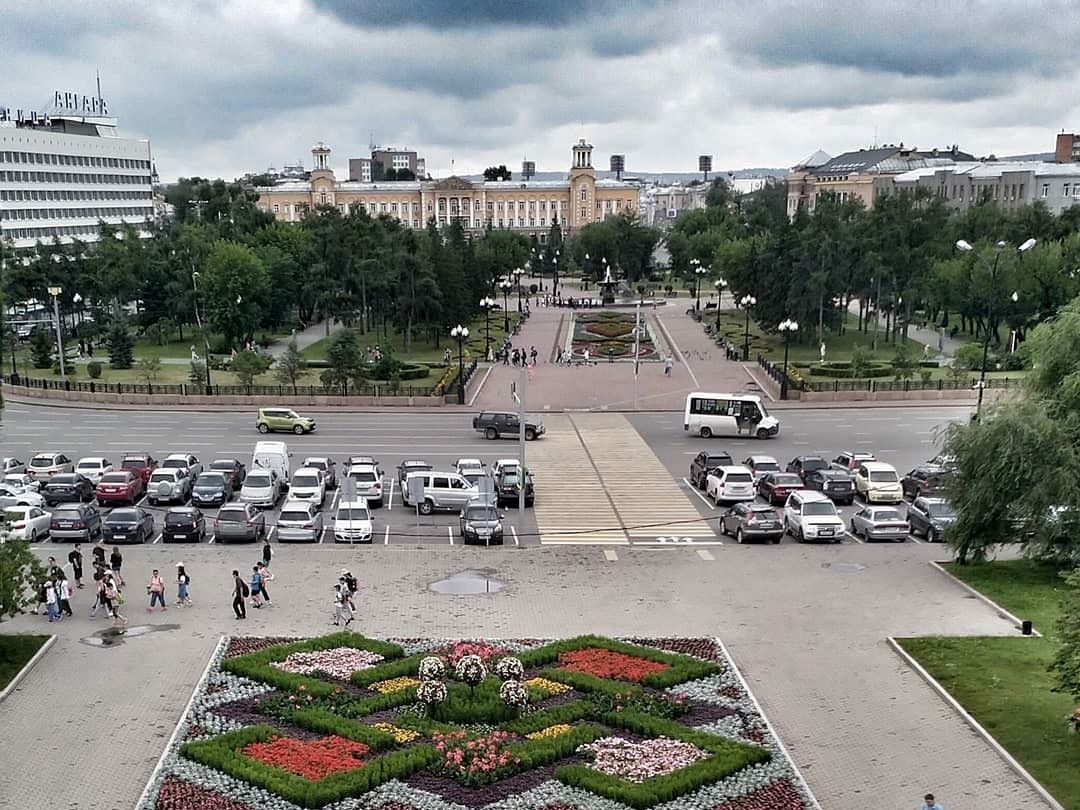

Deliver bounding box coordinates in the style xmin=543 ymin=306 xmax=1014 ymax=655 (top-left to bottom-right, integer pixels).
xmin=250 ymin=565 xmax=264 ymax=609
xmin=176 ymin=563 xmax=192 ymax=606
xmin=332 ymin=584 xmax=349 ymax=626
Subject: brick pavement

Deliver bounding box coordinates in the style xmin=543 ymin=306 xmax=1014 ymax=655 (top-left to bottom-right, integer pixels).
xmin=0 ymin=542 xmax=1051 ymax=810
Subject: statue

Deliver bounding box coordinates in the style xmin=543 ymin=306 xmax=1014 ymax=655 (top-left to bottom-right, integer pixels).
xmin=598 ymin=264 xmax=617 ymax=306
xmin=819 ymin=342 xmax=826 ymax=363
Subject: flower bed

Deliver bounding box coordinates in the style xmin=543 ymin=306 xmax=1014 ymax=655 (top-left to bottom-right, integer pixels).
xmin=141 ymin=635 xmax=817 ymax=810
xmin=570 ymin=311 xmax=659 ymax=361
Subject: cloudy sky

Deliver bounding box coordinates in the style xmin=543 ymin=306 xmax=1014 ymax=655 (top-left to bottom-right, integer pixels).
xmin=3 ymin=0 xmax=1078 ymax=182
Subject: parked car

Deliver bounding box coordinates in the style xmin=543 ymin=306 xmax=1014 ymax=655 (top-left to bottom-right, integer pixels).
xmin=191 ymin=472 xmax=232 ymax=507
xmin=276 ymin=500 xmax=323 ymax=542
xmin=802 ymin=468 xmax=856 ymax=505
xmin=345 ymin=464 xmax=384 ymax=508
xmin=333 ymin=499 xmax=373 ymax=543
xmin=347 ymin=456 xmax=379 ymax=468
xmin=849 ymin=506 xmax=909 ymax=542
xmin=162 ymin=506 xmax=207 ymax=543
xmin=27 ymin=452 xmax=73 ymax=481
xmin=0 ymin=485 xmax=45 ymax=509
xmin=402 ymin=471 xmax=478 ymax=514
xmin=256 ymin=407 xmax=316 ymax=435
xmin=496 ymin=467 xmax=534 ymax=507
xmin=907 ymin=497 xmax=955 ymax=542
xmin=2 ymin=457 xmax=26 ymax=475
xmin=300 ymin=457 xmax=336 ymax=489
xmin=240 ymin=469 xmax=283 ymax=508
xmin=901 ymin=465 xmax=951 ymax=500
xmin=208 ymin=458 xmax=246 ymax=492
xmin=397 ymin=459 xmax=432 ymax=486
xmin=742 ymin=455 xmax=780 ymax=483
xmin=854 ymin=462 xmax=903 ymax=504
xmin=42 ymin=473 xmax=95 ymax=506
xmin=49 ymin=503 xmax=103 ymax=541
xmin=103 ymin=507 xmax=155 ymax=544
xmin=95 ymin=471 xmax=145 ymax=506
xmin=455 ymin=458 xmax=485 ymax=476
xmin=162 ymin=453 xmax=202 ymax=480
xmin=757 ymin=472 xmax=805 ymax=505
xmin=705 ymin=465 xmax=756 ymax=504
xmin=287 ymin=468 xmax=326 ymax=506
xmin=786 ymin=456 xmax=829 ymax=482
xmin=719 ymin=503 xmax=784 ymax=544
xmin=473 ymin=410 xmax=545 ymax=441
xmin=119 ymin=452 xmax=158 ymax=485
xmin=689 ymin=450 xmax=734 ymax=490
xmin=214 ymin=502 xmax=266 ymax=542
xmin=4 ymin=473 xmax=40 ymax=493
xmin=460 ymin=501 xmax=505 ymax=545
xmin=783 ymin=490 xmax=845 ymax=543
xmin=4 ymin=505 xmax=51 ymax=541
xmin=831 ymin=451 xmax=876 ymax=473
xmin=928 ymin=453 xmax=957 ymax=469
xmin=74 ymin=457 xmax=113 ymax=485
xmin=490 ymin=459 xmax=519 ymax=479
xmin=147 ymin=468 xmax=193 ymax=506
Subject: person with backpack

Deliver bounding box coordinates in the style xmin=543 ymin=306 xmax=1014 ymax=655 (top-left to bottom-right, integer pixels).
xmin=250 ymin=565 xmax=264 ymax=609
xmin=232 ymin=570 xmax=247 ymax=619
xmin=89 ymin=570 xmax=105 ymax=618
xmin=56 ymin=573 xmax=73 ymax=618
xmin=92 ymin=539 xmax=107 ymax=570
xmin=176 ymin=563 xmax=192 ymax=606
xmin=331 ymin=584 xmax=351 ymax=626
xmin=341 ymin=569 xmax=358 ymax=595
xmin=147 ymin=569 xmax=166 ymax=612
xmin=104 ymin=576 xmax=126 ymax=627
xmin=44 ymin=578 xmax=60 ymax=623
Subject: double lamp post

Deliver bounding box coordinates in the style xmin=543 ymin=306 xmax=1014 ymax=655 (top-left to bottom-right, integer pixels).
xmin=450 ymin=324 xmax=469 ymax=405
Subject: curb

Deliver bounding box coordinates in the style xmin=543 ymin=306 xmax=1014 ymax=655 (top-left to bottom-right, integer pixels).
xmin=887 ymin=637 xmax=1063 ymax=810
xmin=928 ymin=560 xmax=1042 ymax=635
xmin=0 ymin=634 xmax=56 ymax=703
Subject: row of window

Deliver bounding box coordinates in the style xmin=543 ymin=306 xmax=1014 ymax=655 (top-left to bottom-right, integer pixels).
xmin=0 ymin=189 xmax=151 ymax=202
xmin=1040 ymin=183 xmax=1080 ymax=198
xmin=3 ymin=222 xmax=148 ymax=241
xmin=0 ymin=151 xmax=150 ymax=170
xmin=0 ymin=170 xmax=152 ymax=185
xmin=1 ymin=206 xmax=154 ymax=222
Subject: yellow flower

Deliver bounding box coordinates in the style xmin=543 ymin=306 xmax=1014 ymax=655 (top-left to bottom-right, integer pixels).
xmin=370 ymin=676 xmax=420 ymax=694
xmin=526 ymin=724 xmax=573 ymax=740
xmin=524 ymin=677 xmax=572 ymax=695
xmin=371 ymin=722 xmax=421 ymax=744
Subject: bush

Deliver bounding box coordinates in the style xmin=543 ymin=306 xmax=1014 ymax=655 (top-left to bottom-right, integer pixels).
xmin=954 ymin=342 xmax=987 ymax=371
xmin=86 ymin=361 xmax=103 ymax=379
xmin=30 ymin=329 xmax=53 ymax=369
xmin=999 ymin=352 xmax=1026 ymax=371
xmin=809 ymin=363 xmax=892 ymax=379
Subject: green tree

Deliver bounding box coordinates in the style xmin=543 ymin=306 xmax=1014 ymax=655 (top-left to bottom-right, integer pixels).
xmin=107 ymin=321 xmax=135 ymax=369
xmin=229 ymin=350 xmax=272 ymax=388
xmin=274 ymin=337 xmax=307 ymax=394
xmin=320 ymin=328 xmax=366 ymax=391
xmin=188 ymin=360 xmax=208 ymax=390
xmin=0 ymin=517 xmax=47 ymax=620
xmin=892 ymin=343 xmax=916 ymax=381
xmin=30 ymin=328 xmax=53 ymax=369
xmin=136 ymin=355 xmax=162 ymax=384
xmin=483 ymin=165 xmax=512 ymax=181
xmin=1051 ymin=568 xmax=1080 ymax=701
xmin=202 ymin=241 xmax=269 ymax=349
xmin=849 ymin=344 xmax=871 ymax=378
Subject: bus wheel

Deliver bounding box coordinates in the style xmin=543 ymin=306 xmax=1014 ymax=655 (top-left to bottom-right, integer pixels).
xmin=700 ymin=426 xmax=712 ymax=439
xmin=756 ymin=428 xmax=769 ymax=440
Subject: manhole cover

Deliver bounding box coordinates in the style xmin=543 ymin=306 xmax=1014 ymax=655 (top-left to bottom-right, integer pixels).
xmin=428 ymin=569 xmax=507 ymax=595
xmin=79 ymin=623 xmax=181 ymax=647
xmin=820 ymin=562 xmax=867 ymax=573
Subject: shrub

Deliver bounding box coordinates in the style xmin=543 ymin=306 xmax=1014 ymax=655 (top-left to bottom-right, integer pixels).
xmin=999 ymin=352 xmax=1026 ymax=371
xmin=86 ymin=361 xmax=103 ymax=379
xmin=954 ymin=341 xmax=987 ymax=371
xmin=30 ymin=329 xmax=53 ymax=369
xmin=808 ymin=363 xmax=892 ymax=379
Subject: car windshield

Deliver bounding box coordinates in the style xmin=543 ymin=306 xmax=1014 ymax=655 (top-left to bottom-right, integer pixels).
xmin=279 ymin=509 xmax=310 ymax=522
xmin=706 ymin=456 xmax=731 ymax=467
xmin=217 ymin=509 xmax=247 ymax=522
xmin=754 ymin=461 xmax=780 ymax=471
xmin=76 ymin=461 xmax=101 ymax=470
xmin=774 ymin=474 xmax=803 ymax=486
xmin=210 ymin=461 xmax=236 ymax=471
xmin=872 ymin=509 xmax=902 ymax=521
xmin=350 ymin=470 xmax=377 ymax=483
xmin=869 ymin=471 xmax=898 ymax=483
xmin=801 ymin=459 xmax=826 ymax=471
xmin=100 ymin=473 xmax=128 ymax=484
xmin=52 ymin=509 xmax=81 ymax=519
xmin=803 ymin=502 xmax=837 ymax=516
xmin=108 ymin=509 xmax=139 ymax=522
xmin=197 ymin=473 xmax=226 ymax=488
xmin=165 ymin=512 xmax=194 ymax=525
xmin=150 ymin=471 xmax=175 ymax=482
xmin=927 ymin=503 xmax=955 ymax=518
xmin=48 ymin=475 xmax=75 ymax=485
xmin=121 ymin=458 xmax=146 ymax=469
xmin=336 ymin=508 xmax=370 ymax=521
xmin=466 ymin=506 xmax=499 ymax=521
xmin=725 ymin=473 xmax=753 ymax=483
xmin=304 ymin=460 xmax=327 ymax=471
xmin=246 ymin=473 xmax=272 ymax=488
xmin=292 ymin=473 xmax=320 ymax=487
xmin=29 ymin=457 xmax=54 ymax=468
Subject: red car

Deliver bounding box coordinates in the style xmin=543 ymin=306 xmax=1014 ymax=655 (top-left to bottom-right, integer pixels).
xmin=95 ymin=470 xmax=145 ymax=506
xmin=119 ymin=453 xmax=157 ymax=485
xmin=757 ymin=472 xmax=806 ymax=505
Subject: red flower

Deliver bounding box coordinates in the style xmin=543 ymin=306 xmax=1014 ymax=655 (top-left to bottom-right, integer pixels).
xmin=558 ymin=648 xmax=669 ymax=682
xmin=240 ymin=735 xmax=370 ymax=780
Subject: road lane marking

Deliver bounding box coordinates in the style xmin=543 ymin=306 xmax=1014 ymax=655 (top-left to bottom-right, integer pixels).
xmin=387 ymin=479 xmax=395 ymax=510
xmin=447 ymin=526 xmax=454 ymax=546
xmin=152 ymin=533 xmax=161 ymax=544
xmin=681 ymin=478 xmax=715 ymax=508
xmin=384 ymin=525 xmax=390 ymax=545
xmin=510 ymin=526 xmax=519 ymax=546
xmin=696 ymin=549 xmax=715 ymax=561
xmin=207 ymin=534 xmax=215 ymax=544
xmin=603 ymin=549 xmax=618 ymax=561
xmin=847 ymin=530 xmax=863 ymax=544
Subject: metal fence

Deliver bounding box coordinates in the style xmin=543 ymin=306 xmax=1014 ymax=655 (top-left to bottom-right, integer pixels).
xmin=801 ymin=376 xmax=1019 ymax=393
xmin=6 ymin=374 xmax=438 ymax=398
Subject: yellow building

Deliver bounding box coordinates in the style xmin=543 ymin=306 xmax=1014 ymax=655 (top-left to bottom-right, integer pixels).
xmin=254 ymin=140 xmax=639 ymax=242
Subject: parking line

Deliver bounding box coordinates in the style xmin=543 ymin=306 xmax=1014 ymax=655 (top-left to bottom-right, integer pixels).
xmin=384 ymin=525 xmax=390 ymax=545
xmin=152 ymin=533 xmax=161 ymax=544
xmin=268 ymin=527 xmax=276 ymax=541
xmin=387 ymin=479 xmax=395 ymax=510
xmin=447 ymin=526 xmax=454 ymax=546
xmin=847 ymin=531 xmax=863 ymax=544
xmin=329 ymin=490 xmax=340 ymax=512
xmin=681 ymin=478 xmax=714 ymax=508
xmin=207 ymin=534 xmax=215 ymax=544
xmin=510 ymin=526 xmax=519 ymax=546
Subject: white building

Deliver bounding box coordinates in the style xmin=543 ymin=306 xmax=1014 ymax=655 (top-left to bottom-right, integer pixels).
xmin=894 ymin=161 xmax=1080 ymax=214
xmin=0 ymin=92 xmax=154 ymax=252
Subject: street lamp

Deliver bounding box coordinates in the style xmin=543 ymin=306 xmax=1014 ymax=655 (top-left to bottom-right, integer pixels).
xmin=450 ymin=324 xmax=469 ymax=404
xmin=552 ymin=251 xmax=560 ymax=299
xmin=480 ymin=296 xmax=496 ymax=359
xmin=713 ymin=277 xmax=728 ymax=329
xmin=513 ymin=266 xmax=525 ymax=313
xmin=47 ymin=285 xmax=65 ymax=377
xmin=690 ymin=259 xmax=706 ymax=310
xmin=739 ymin=294 xmax=756 ymax=361
xmin=498 ymin=279 xmax=512 ymax=333
xmin=778 ymin=318 xmax=799 ymax=400
xmin=72 ymin=292 xmax=83 ymax=331
xmin=956 ymin=237 xmax=1036 ymax=417
xmin=191 ymin=271 xmax=213 ymax=390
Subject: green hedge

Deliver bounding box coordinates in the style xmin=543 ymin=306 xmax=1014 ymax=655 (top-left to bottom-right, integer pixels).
xmin=809 ymin=363 xmax=893 ymax=379
xmin=502 ymin=700 xmax=596 ymax=735
xmin=519 ymin=635 xmax=720 ymax=688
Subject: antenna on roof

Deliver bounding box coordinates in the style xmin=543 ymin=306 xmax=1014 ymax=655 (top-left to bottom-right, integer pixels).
xmin=872 ymin=126 xmax=878 ymax=149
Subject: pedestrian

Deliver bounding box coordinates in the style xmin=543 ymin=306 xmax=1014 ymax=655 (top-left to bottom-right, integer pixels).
xmin=583 ymin=348 xmax=590 ymax=365
xmin=57 ymin=574 xmax=73 ymax=618
xmin=110 ymin=546 xmax=125 ymax=587
xmin=340 ymin=578 xmax=357 ymax=622
xmin=607 ymin=347 xmax=614 ymax=363
xmin=92 ymin=539 xmax=106 ymax=570
xmin=176 ymin=563 xmax=192 ymax=606
xmin=555 ymin=347 xmax=563 ymax=365
xmin=104 ymin=575 xmax=126 ymax=626
xmin=502 ymin=347 xmax=510 ymax=366
xmin=331 ymin=584 xmax=351 ymax=626
xmin=32 ymin=579 xmax=48 ymax=615
xmin=530 ymin=346 xmax=538 ymax=365
xmin=89 ymin=570 xmax=105 ymax=618
xmin=919 ymin=794 xmax=943 ymax=810
xmin=250 ymin=565 xmax=264 ymax=609
xmin=45 ymin=578 xmax=59 ymax=623
xmin=47 ymin=555 xmax=62 ymax=580
xmin=147 ymin=569 xmax=166 ymax=611
xmin=665 ymin=356 xmax=674 ymax=377
xmin=262 ymin=536 xmax=273 ymax=568
xmin=256 ymin=561 xmax=273 ymax=605
xmin=68 ymin=544 xmax=84 ymax=588
xmin=232 ymin=570 xmax=247 ymax=619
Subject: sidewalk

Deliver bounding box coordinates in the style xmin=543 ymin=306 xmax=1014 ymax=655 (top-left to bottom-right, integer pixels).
xmin=847 ymin=299 xmax=965 ymax=357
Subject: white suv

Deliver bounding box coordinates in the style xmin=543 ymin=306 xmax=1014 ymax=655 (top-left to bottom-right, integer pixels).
xmin=288 ymin=467 xmax=326 ymax=505
xmin=784 ymin=490 xmax=846 ymax=543
xmin=346 ymin=464 xmax=384 ymax=508
xmin=705 ymin=465 xmax=756 ymax=504
xmin=854 ymin=461 xmax=903 ymax=504
xmin=333 ymin=499 xmax=373 ymax=544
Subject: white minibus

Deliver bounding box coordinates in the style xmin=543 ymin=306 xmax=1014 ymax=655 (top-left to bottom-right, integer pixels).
xmin=683 ymin=392 xmax=779 ymax=439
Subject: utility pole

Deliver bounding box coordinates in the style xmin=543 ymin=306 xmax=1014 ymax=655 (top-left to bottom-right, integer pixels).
xmin=633 ymin=301 xmax=641 ymax=411
xmin=516 ymin=361 xmax=527 ymax=520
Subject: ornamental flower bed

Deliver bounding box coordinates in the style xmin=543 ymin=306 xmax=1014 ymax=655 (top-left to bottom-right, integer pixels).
xmin=570 ymin=311 xmax=659 ymax=361
xmin=140 ymin=635 xmax=818 ymax=810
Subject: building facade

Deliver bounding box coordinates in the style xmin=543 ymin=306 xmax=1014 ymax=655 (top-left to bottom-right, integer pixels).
xmin=256 ymin=140 xmax=639 ymax=241
xmin=894 ymin=161 xmax=1080 ymax=215
xmin=0 ymin=96 xmax=154 ymax=251
xmin=1056 ymin=132 xmax=1080 ymax=163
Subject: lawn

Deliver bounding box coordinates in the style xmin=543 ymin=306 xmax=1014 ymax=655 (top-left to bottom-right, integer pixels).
xmin=897 ymin=560 xmax=1080 ymax=808
xmin=0 ymin=634 xmax=50 ymax=691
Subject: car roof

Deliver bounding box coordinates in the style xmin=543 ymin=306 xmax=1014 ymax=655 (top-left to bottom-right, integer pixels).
xmin=456 ymin=458 xmax=484 ymax=465
xmin=281 ymin=499 xmax=316 ymax=510
xmin=917 ymin=496 xmax=950 ymax=505
xmin=795 ymin=455 xmax=825 ymax=461
xmin=839 ymin=450 xmax=875 ymax=458
xmin=816 ymin=468 xmax=849 ymax=477
xmin=337 ymin=498 xmax=370 ymax=509
xmin=860 ymin=461 xmax=896 ymax=470
xmin=747 ymin=455 xmax=777 ymax=463
xmin=32 ymin=452 xmax=61 ymax=459
xmin=718 ymin=465 xmax=751 ymax=474
xmin=165 ymin=453 xmax=194 ymax=460
xmin=794 ymin=490 xmax=831 ymax=501
xmin=348 ymin=463 xmax=378 ymax=472
xmin=495 ymin=458 xmax=519 ymax=465
xmin=913 ymin=464 xmax=947 ymax=473
xmin=77 ymin=457 xmax=108 ymax=463
xmin=302 ymin=456 xmax=331 ymax=463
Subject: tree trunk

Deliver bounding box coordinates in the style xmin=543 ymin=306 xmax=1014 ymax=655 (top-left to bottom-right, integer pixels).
xmin=817 ymin=292 xmax=824 ymax=345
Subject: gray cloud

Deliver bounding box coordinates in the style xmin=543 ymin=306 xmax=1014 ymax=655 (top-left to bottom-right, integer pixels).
xmin=311 ymin=0 xmax=630 ymax=29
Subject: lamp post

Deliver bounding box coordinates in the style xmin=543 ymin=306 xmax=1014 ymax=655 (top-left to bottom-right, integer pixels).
xmin=713 ymin=277 xmax=727 ymax=329
xmin=690 ymin=259 xmax=706 ymax=310
xmin=739 ymin=294 xmax=756 ymax=361
xmin=778 ymin=318 xmax=799 ymax=400
xmin=513 ymin=266 xmax=525 ymax=313
xmin=191 ymin=271 xmax=213 ymax=389
xmin=47 ymin=285 xmax=65 ymax=377
xmin=552 ymin=250 xmax=560 ymax=299
xmin=480 ymin=296 xmax=496 ymax=359
xmin=499 ymin=279 xmax=512 ymax=333
xmin=956 ymin=237 xmax=1036 ymax=418
xmin=450 ymin=324 xmax=469 ymax=404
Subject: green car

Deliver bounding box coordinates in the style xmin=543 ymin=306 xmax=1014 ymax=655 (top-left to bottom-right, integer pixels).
xmin=256 ymin=407 xmax=317 ymax=435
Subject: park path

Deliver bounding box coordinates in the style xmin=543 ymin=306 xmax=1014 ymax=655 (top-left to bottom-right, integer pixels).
xmin=846 ymin=299 xmax=966 ymax=357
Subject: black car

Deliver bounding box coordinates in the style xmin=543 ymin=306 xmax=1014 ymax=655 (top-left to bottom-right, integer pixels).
xmin=719 ymin=503 xmax=783 ymax=544
xmin=397 ymin=459 xmax=432 ymax=486
xmin=901 ymin=465 xmax=950 ymax=500
xmin=803 ymin=468 xmax=856 ymax=505
xmin=162 ymin=507 xmax=206 ymax=543
xmin=757 ymin=472 xmax=804 ymax=505
xmin=42 ymin=473 xmax=95 ymax=506
xmin=786 ymin=456 xmax=829 ymax=481
xmin=103 ymin=507 xmax=155 ymax=544
xmin=208 ymin=458 xmax=246 ymax=492
xmin=690 ymin=450 xmax=734 ymax=489
xmin=906 ymin=497 xmax=955 ymax=542
xmin=191 ymin=472 xmax=231 ymax=507
xmin=496 ymin=468 xmax=534 ymax=507
xmin=473 ymin=411 xmax=545 ymax=441
xmin=460 ymin=501 xmax=505 ymax=545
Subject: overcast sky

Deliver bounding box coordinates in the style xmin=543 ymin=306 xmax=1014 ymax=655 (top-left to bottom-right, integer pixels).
xmin=3 ymin=0 xmax=1078 ymax=182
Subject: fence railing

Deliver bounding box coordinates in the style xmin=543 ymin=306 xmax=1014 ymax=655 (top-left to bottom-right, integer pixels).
xmin=801 ymin=376 xmax=1019 ymax=393
xmin=5 ymin=374 xmax=438 ymax=398
xmin=757 ymin=355 xmax=798 ymax=390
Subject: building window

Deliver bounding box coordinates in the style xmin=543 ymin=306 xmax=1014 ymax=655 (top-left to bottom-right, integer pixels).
xmin=273 ymin=204 xmax=279 ymax=213
xmin=580 ymin=188 xmax=587 ymax=201
xmin=1073 ymin=185 xmax=1080 ymax=198
xmin=391 ymin=202 xmax=398 ymax=213
xmin=1041 ymin=184 xmax=1050 ymax=198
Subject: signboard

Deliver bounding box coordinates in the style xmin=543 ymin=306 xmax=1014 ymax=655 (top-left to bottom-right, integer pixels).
xmin=339 ymin=476 xmax=357 ymax=502
xmin=1 ymin=88 xmax=110 ymax=126
xmin=407 ymin=475 xmax=425 ymax=506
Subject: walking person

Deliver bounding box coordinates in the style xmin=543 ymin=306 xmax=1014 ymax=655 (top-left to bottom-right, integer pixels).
xmin=104 ymin=575 xmax=126 ymax=626
xmin=33 ymin=579 xmax=48 ymax=616
xmin=110 ymin=546 xmax=125 ymax=587
xmin=331 ymin=584 xmax=350 ymax=626
xmin=250 ymin=565 xmax=264 ymax=609
xmin=44 ymin=578 xmax=59 ymax=623
xmin=256 ymin=561 xmax=273 ymax=605
xmin=530 ymin=346 xmax=538 ymax=366
xmin=919 ymin=793 xmax=944 ymax=810
xmin=261 ymin=536 xmax=273 ymax=569
xmin=583 ymin=348 xmax=591 ymax=365
xmin=57 ymin=574 xmax=73 ymax=618
xmin=147 ymin=569 xmax=166 ymax=612
xmin=232 ymin=570 xmax=247 ymax=619
xmin=89 ymin=570 xmax=105 ymax=618
xmin=176 ymin=563 xmax=192 ymax=606
xmin=47 ymin=556 xmax=62 ymax=580
xmin=92 ymin=539 xmax=107 ymax=570
xmin=664 ymin=355 xmax=674 ymax=377
xmin=68 ymin=544 xmax=84 ymax=588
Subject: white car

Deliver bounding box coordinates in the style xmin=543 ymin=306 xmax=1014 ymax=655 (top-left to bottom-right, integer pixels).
xmin=490 ymin=459 xmax=519 ymax=479
xmin=3 ymin=505 xmax=51 ymax=541
xmin=288 ymin=467 xmax=326 ymax=505
xmin=333 ymin=498 xmax=373 ymax=543
xmin=27 ymin=452 xmax=73 ymax=481
xmin=2 ymin=457 xmax=26 ymax=475
xmin=276 ymin=500 xmax=323 ymax=543
xmin=784 ymin=490 xmax=846 ymax=543
xmin=4 ymin=473 xmax=40 ymax=492
xmin=345 ymin=464 xmax=384 ymax=508
xmin=455 ymin=458 xmax=485 ymax=475
xmin=241 ymin=468 xmax=283 ymax=508
xmin=742 ymin=455 xmax=780 ymax=483
xmin=854 ymin=461 xmax=903 ymax=504
xmin=75 ymin=457 xmax=114 ymax=485
xmin=162 ymin=453 xmax=203 ymax=480
xmin=0 ymin=486 xmax=46 ymax=509
xmin=705 ymin=465 xmax=756 ymax=504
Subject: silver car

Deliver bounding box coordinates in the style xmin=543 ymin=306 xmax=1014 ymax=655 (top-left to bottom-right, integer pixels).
xmin=345 ymin=464 xmax=384 ymax=507
xmin=147 ymin=468 xmax=192 ymax=506
xmin=214 ymin=503 xmax=265 ymax=543
xmin=240 ymin=469 xmax=283 ymax=508
xmin=850 ymin=506 xmax=909 ymax=542
xmin=276 ymin=500 xmax=324 ymax=543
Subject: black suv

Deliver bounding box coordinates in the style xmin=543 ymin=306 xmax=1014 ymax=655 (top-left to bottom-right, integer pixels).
xmin=460 ymin=501 xmax=505 ymax=545
xmin=786 ymin=456 xmax=829 ymax=482
xmin=473 ymin=411 xmax=545 ymax=441
xmin=689 ymin=450 xmax=734 ymax=490
xmin=162 ymin=507 xmax=206 ymax=543
xmin=496 ymin=467 xmax=534 ymax=507
xmin=802 ymin=468 xmax=856 ymax=505
xmin=208 ymin=458 xmax=246 ymax=493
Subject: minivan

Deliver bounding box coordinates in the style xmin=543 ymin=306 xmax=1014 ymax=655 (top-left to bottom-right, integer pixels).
xmin=252 ymin=441 xmax=291 ymax=484
xmin=402 ymin=471 xmax=478 ymax=514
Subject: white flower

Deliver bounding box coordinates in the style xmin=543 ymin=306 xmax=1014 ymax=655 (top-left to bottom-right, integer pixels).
xmin=416 ymin=679 xmax=448 ymax=705
xmin=454 ymin=653 xmax=487 ymax=686
xmin=499 ymin=679 xmax=529 ymax=707
xmin=418 ymin=655 xmax=446 ymax=681
xmin=495 ymin=656 xmax=525 ymax=681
